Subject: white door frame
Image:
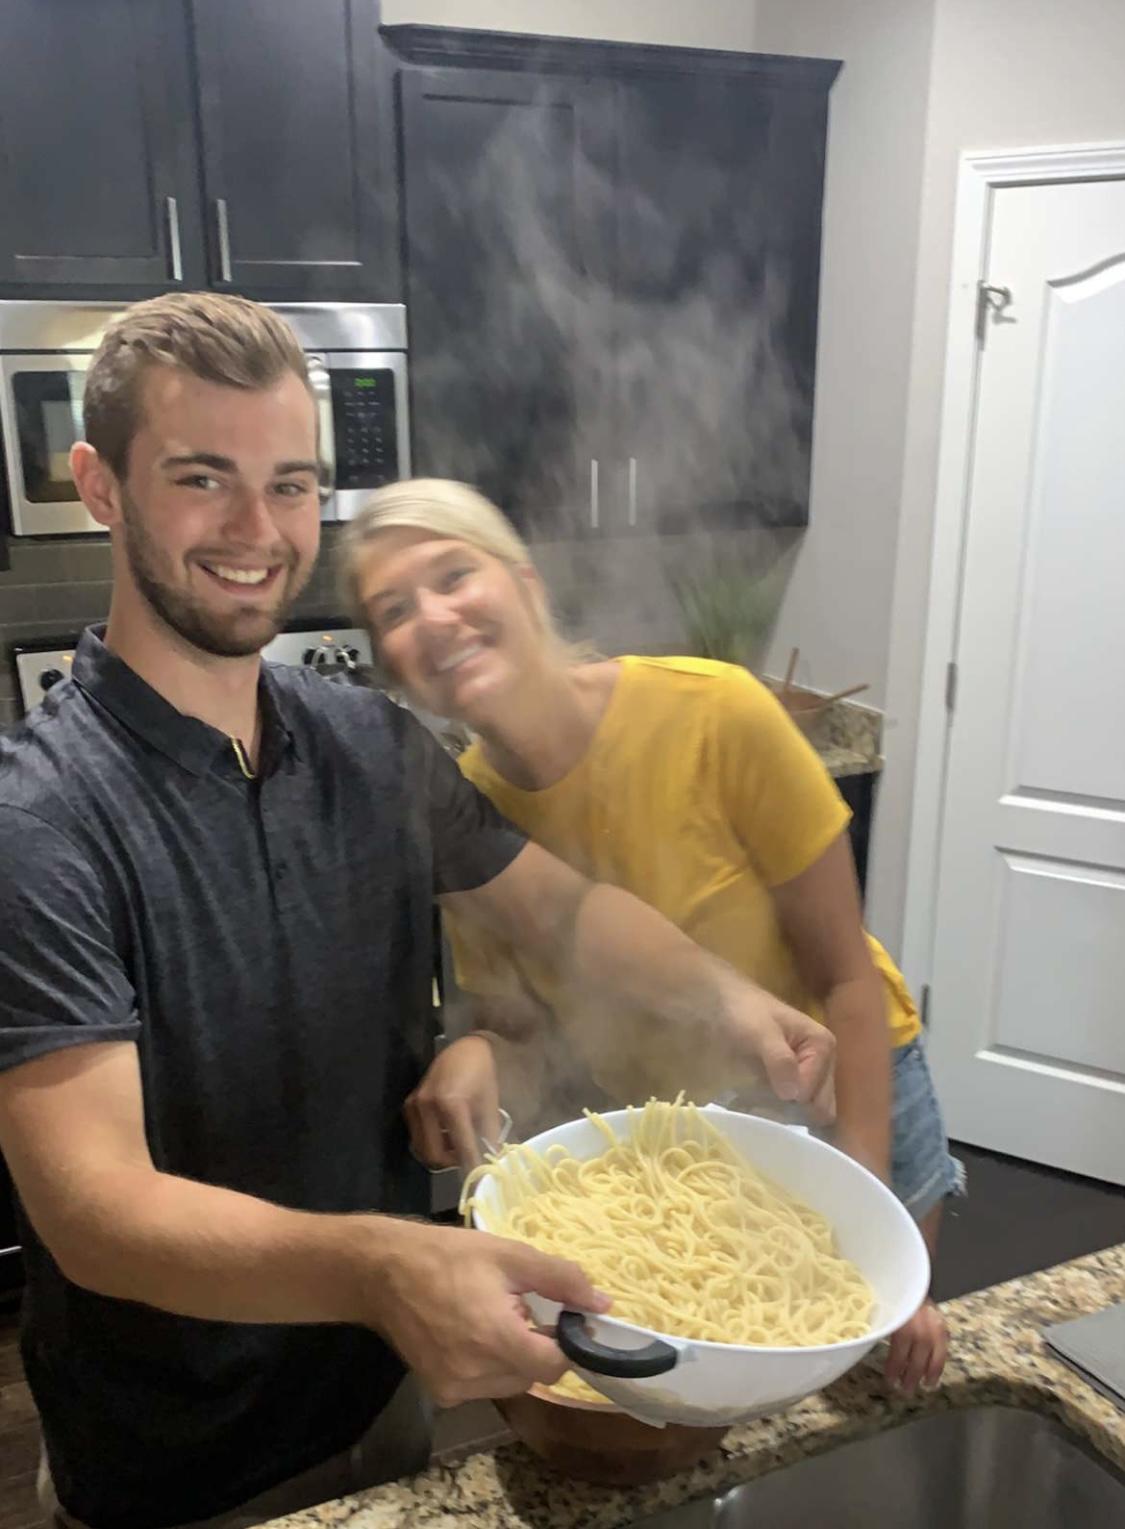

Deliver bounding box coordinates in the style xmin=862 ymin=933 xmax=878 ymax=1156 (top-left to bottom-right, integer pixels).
xmin=900 ymin=141 xmax=1125 ymax=1001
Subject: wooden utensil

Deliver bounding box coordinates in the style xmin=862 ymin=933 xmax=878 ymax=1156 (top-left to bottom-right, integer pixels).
xmin=781 ymin=646 xmax=799 ymax=699
xmin=814 ymin=681 xmax=870 ymax=708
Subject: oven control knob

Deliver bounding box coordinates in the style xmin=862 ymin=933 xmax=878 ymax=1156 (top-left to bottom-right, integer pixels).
xmin=39 ymin=668 xmax=65 ymax=692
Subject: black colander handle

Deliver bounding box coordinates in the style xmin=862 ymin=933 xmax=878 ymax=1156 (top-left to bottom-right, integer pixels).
xmin=556 ymin=1310 xmax=679 ymax=1378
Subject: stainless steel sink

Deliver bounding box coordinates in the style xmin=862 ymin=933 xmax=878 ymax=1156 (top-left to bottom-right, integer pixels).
xmin=625 ymin=1407 xmax=1125 ymax=1528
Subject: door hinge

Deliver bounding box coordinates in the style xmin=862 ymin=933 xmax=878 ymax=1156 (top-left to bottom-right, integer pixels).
xmin=944 ymin=660 xmax=958 ymax=713
xmin=976 ymin=281 xmax=1013 ymax=345
xmin=920 ymin=984 xmax=931 ymax=1030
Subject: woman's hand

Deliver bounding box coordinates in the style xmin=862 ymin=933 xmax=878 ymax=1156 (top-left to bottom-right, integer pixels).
xmin=405 ymin=1035 xmax=502 ymax=1169
xmin=716 ymin=979 xmax=837 ymax=1106
xmin=884 ymin=1297 xmax=949 ymax=1393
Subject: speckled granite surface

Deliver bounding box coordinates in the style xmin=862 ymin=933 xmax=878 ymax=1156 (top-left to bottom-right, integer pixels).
xmin=804 ymin=697 xmax=883 ymax=780
xmin=267 ymin=1245 xmax=1124 ymax=1529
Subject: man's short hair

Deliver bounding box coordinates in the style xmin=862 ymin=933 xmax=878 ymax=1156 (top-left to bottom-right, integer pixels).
xmin=83 ymin=292 xmax=310 ymax=479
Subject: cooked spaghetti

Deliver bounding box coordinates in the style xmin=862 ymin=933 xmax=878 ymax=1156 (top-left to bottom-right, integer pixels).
xmin=462 ymin=1098 xmax=873 ymax=1402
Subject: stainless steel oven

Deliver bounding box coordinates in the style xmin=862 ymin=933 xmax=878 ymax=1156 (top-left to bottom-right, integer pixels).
xmin=0 ymin=301 xmax=410 ymax=536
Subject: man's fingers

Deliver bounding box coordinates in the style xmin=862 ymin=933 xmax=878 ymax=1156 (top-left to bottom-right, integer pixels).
xmin=502 ymin=1325 xmax=572 ymax=1390
xmin=503 ymin=1241 xmax=611 ymax=1314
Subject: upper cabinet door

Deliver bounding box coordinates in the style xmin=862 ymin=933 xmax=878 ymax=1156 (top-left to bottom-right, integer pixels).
xmin=611 ymin=75 xmax=826 ymax=530
xmin=399 ymin=66 xmax=614 ymax=536
xmin=0 ymin=0 xmax=203 ymax=293
xmin=191 ymin=0 xmax=399 ymax=299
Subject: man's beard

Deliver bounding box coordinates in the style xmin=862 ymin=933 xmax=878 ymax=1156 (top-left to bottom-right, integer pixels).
xmin=120 ymin=489 xmax=310 ymax=658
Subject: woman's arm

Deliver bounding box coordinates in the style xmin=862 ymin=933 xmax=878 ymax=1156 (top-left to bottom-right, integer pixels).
xmin=770 ymin=832 xmax=892 ymax=1181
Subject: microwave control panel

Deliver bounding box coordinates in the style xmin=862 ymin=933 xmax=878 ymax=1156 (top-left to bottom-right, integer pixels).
xmin=330 ymin=370 xmax=400 ymax=491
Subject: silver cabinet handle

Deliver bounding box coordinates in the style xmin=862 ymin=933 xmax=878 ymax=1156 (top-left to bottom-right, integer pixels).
xmin=589 ymin=458 xmax=600 ymax=530
xmin=164 ymin=196 xmax=183 ymax=283
xmin=215 ymin=198 xmax=233 ymax=283
xmin=627 ymin=456 xmax=638 ymax=527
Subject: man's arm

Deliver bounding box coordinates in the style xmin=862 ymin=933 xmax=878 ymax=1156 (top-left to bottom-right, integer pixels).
xmin=0 ymin=1041 xmax=608 ymax=1405
xmin=441 ymin=842 xmax=834 ymax=1106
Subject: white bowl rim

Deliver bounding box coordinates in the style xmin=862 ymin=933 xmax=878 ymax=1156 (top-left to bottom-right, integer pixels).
xmin=470 ymin=1103 xmax=931 ymax=1358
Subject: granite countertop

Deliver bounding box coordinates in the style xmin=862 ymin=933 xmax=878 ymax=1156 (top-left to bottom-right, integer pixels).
xmin=800 ymin=696 xmax=883 ymax=780
xmin=817 ymin=744 xmax=880 ymax=780
xmin=269 ymin=1244 xmax=1125 ymax=1529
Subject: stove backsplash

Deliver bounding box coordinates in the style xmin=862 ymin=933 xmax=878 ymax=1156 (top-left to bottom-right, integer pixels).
xmin=0 ymin=527 xmax=355 ymax=728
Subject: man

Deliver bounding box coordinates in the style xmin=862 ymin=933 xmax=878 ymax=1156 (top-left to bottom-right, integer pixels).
xmin=0 ymin=293 xmax=832 ymax=1529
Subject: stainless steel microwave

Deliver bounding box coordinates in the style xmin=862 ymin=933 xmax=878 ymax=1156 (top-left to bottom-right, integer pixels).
xmin=0 ymin=301 xmax=410 ymax=536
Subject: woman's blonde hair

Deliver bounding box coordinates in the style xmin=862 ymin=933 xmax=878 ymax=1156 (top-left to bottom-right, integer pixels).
xmin=338 ymin=478 xmax=595 ymax=664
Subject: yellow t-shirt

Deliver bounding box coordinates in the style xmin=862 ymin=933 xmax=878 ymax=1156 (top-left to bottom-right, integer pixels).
xmin=448 ymin=657 xmax=919 ymax=1106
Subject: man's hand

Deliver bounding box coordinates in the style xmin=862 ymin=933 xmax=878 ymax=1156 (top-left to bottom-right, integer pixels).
xmin=406 ymin=1035 xmax=501 ymax=1169
xmin=884 ymin=1297 xmax=948 ymax=1393
xmin=370 ymin=1222 xmax=611 ymax=1407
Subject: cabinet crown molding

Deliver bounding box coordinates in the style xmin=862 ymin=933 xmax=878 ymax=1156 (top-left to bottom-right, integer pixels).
xmin=381 ymin=24 xmax=841 ymax=91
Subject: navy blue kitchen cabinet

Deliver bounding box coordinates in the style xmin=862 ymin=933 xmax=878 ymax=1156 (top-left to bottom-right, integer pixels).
xmin=0 ymin=0 xmax=204 ymax=293
xmin=0 ymin=1 xmax=401 ymax=302
xmin=388 ymin=26 xmax=839 ymax=535
xmin=192 ymin=0 xmax=399 ymax=298
xmin=397 ymin=65 xmax=615 ymax=538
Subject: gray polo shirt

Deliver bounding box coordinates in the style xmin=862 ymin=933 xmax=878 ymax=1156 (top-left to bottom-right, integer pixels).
xmin=0 ymin=626 xmax=525 ymax=1529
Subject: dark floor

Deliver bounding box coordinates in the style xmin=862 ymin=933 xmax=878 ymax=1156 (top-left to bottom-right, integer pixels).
xmin=930 ymin=1142 xmax=1125 ymax=1302
xmin=2 ymin=1143 xmax=1122 ymax=1525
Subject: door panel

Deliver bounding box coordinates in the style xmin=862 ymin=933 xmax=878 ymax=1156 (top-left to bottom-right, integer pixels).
xmin=992 ymin=854 xmax=1125 ymax=1077
xmin=191 ymin=0 xmax=398 ymax=297
xmin=1010 ymin=263 xmax=1125 ymax=803
xmin=0 ymin=0 xmax=202 ymax=290
xmin=610 ymin=78 xmax=823 ymax=530
xmin=400 ymin=67 xmax=613 ymax=534
xmin=928 ymin=177 xmax=1125 ymax=1182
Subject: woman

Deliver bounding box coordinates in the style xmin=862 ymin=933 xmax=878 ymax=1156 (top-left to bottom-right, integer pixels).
xmin=341 ymin=479 xmax=961 ymax=1394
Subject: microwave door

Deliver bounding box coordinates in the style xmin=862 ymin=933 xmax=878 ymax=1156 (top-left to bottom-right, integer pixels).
xmin=1 ymin=353 xmax=100 ymax=536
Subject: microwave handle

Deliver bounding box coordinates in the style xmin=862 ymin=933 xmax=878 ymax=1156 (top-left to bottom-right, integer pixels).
xmin=308 ymin=358 xmax=335 ymax=506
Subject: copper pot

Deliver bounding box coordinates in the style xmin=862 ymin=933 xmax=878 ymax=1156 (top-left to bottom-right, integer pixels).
xmin=494 ymin=1384 xmax=729 ymax=1487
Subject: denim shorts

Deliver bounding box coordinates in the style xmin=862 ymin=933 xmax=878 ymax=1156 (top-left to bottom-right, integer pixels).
xmin=893 ymin=1035 xmax=966 ymax=1221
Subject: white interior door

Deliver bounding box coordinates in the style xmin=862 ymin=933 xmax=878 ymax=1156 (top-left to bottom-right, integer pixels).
xmin=928 ymin=175 xmax=1125 ymax=1184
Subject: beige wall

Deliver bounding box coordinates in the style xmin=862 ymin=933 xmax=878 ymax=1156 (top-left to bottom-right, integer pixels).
xmin=869 ymin=0 xmax=1125 ymax=963
xmin=381 ymin=0 xmax=758 ymax=47
xmin=751 ymin=1 xmax=936 ymax=706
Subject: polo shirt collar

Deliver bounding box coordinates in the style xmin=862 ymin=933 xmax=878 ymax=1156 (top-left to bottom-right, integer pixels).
xmin=72 ymin=625 xmax=296 ymax=779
